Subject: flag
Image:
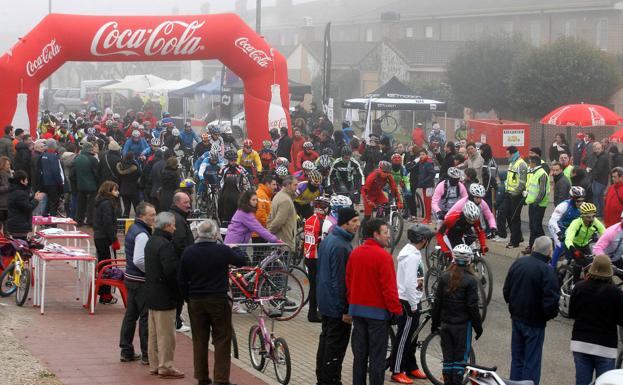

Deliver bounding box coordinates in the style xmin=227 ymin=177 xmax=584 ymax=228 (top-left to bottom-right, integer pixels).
xmin=322 ymin=22 xmax=332 ymax=105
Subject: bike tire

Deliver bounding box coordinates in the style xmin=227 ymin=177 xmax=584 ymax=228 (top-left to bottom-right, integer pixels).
xmin=476 ymin=280 xmax=487 ymax=323
xmin=381 ymin=115 xmax=399 ymax=134
xmin=288 ymin=265 xmax=310 ymax=307
xmin=414 ymin=191 xmax=425 ymax=220
xmin=424 ymin=267 xmax=442 ymax=300
xmin=0 ymin=263 xmax=16 ymax=297
xmin=473 ymin=257 xmax=493 ymax=306
xmin=248 ymin=325 xmax=266 ymax=371
xmin=258 ymin=270 xmax=305 ymax=321
xmin=390 ymin=210 xmax=404 ymax=247
xmin=16 ymin=267 xmax=30 ymax=307
xmin=232 ymin=325 xmax=239 ymax=359
xmin=385 ymin=325 xmax=397 ymax=370
xmin=420 ymin=331 xmax=476 ymax=385
xmin=425 ymin=248 xmax=442 ymax=271
xmin=273 ymin=337 xmax=291 ymax=385
xmin=557 ymin=265 xmax=574 ymax=318
xmin=291 ymin=228 xmax=305 ymax=268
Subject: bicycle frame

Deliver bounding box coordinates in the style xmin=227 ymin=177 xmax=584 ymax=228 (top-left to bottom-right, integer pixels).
xmin=257 ymin=314 xmax=276 ymax=358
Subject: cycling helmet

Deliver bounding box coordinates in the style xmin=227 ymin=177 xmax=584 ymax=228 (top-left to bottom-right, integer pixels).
xmin=112 ymin=113 xmax=121 ymax=120
xmin=184 ymin=121 xmax=191 ymax=128
xmin=162 ymin=111 xmax=171 ymax=118
xmin=171 ymin=128 xmax=180 ymax=137
xmin=580 ymin=202 xmax=597 ymax=216
xmin=406 ymin=224 xmax=435 ymax=244
xmin=275 ymin=166 xmax=290 ymax=177
xmin=208 ymin=125 xmax=220 ymax=134
xmin=60 ymin=119 xmax=70 ymax=129
xmin=275 ymin=157 xmax=290 ymax=168
xmin=131 ymin=121 xmax=140 ymax=128
xmin=150 ymin=138 xmax=161 ymax=146
xmin=318 ymin=155 xmax=332 ymax=169
xmin=105 ymin=119 xmax=114 ymax=128
xmin=131 ymin=130 xmax=141 ymax=138
xmin=308 ymin=170 xmax=323 ymax=184
xmin=448 ymin=167 xmax=462 ymax=179
xmin=262 ymin=140 xmax=272 ymax=149
xmin=210 ymin=143 xmax=222 ymax=153
xmin=302 ymin=160 xmax=316 ymax=171
xmin=313 ymin=196 xmax=331 ymax=209
xmin=243 ymin=139 xmax=253 ymax=148
xmin=391 ymin=153 xmax=402 ymax=164
xmin=570 ymin=186 xmax=586 ymax=198
xmin=89 ymin=106 xmax=97 ymax=113
xmin=469 ymin=184 xmax=486 ymax=198
xmin=86 ymin=127 xmax=96 ymax=135
xmin=321 ymin=147 xmax=334 ymax=157
xmin=209 ymin=150 xmax=220 ymax=161
xmin=452 ymin=244 xmax=473 ymax=266
xmin=179 ymin=178 xmax=196 ymax=189
xmin=160 ymin=146 xmax=168 ymax=153
xmin=378 ymin=160 xmax=392 ymax=173
xmin=341 ymin=146 xmax=352 ymax=157
xmin=462 ymin=200 xmax=481 ymax=222
xmin=224 ymin=150 xmax=237 ymax=161
xmin=201 ymin=132 xmax=210 ymax=140
xmin=303 ymin=141 xmax=314 ymax=150
xmin=330 ymin=195 xmax=352 ymax=210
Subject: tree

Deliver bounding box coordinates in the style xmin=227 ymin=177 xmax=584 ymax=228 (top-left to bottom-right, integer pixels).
xmin=510 ymin=38 xmax=622 ymax=118
xmin=409 ymin=78 xmax=462 ymax=118
xmin=446 ymin=35 xmax=527 ymax=117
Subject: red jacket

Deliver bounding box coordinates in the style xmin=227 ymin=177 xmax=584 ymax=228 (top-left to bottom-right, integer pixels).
xmin=291 ymin=136 xmax=306 ymax=168
xmin=346 ymin=238 xmax=402 ymax=319
xmin=303 ymin=213 xmax=325 ymax=259
xmin=411 ymin=127 xmax=426 ymax=148
xmin=604 ymin=182 xmax=623 ymax=227
xmin=436 ymin=211 xmax=487 ymax=253
xmin=296 ymin=150 xmax=319 ymax=170
xmin=362 ymin=170 xmax=401 ymax=204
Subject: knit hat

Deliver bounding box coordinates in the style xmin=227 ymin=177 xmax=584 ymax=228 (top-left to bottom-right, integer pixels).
xmin=46 ymin=139 xmax=57 ymax=150
xmin=337 ymin=207 xmax=358 ymax=226
xmin=588 ymin=255 xmax=613 ymax=279
xmin=82 ymin=142 xmax=93 ymax=152
xmin=108 ymin=140 xmax=121 ymax=152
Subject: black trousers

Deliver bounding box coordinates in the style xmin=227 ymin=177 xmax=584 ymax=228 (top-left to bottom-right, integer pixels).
xmin=351 ymin=316 xmax=389 ymax=385
xmin=528 ymin=204 xmax=546 ymax=248
xmin=94 ymin=238 xmax=111 ymax=295
xmin=440 ymin=322 xmax=471 ymax=385
xmin=42 ymin=185 xmax=61 ymax=216
xmin=187 ymin=296 xmax=233 ymax=383
xmin=495 ymin=198 xmax=507 ymax=238
xmin=119 ymin=280 xmax=148 ymax=358
xmin=389 ymin=301 xmax=421 ymax=374
xmin=121 ymin=193 xmax=141 ymax=218
xmin=305 ymin=258 xmax=318 ymax=318
xmin=315 ymin=315 xmax=352 ymax=385
xmin=176 ymin=300 xmax=184 ymax=329
xmin=504 ymin=193 xmax=524 ymax=245
xmin=76 ymin=190 xmax=95 ymax=225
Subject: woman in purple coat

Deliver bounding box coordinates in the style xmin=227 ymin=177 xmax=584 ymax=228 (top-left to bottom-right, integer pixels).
xmin=224 ymin=190 xmax=281 ymax=245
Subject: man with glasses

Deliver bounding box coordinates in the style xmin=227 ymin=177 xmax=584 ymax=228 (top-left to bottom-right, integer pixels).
xmin=604 ymin=167 xmax=623 ymax=227
xmin=547 ymin=186 xmax=586 ymax=268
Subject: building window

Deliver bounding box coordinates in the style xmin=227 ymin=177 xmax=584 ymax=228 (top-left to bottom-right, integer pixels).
xmin=450 ymin=24 xmax=460 ymax=40
xmin=425 ymin=25 xmax=434 ymax=39
xmin=596 ymin=18 xmax=608 ymax=49
xmin=406 ymin=27 xmax=414 ymax=38
xmin=503 ymin=21 xmax=514 ymax=35
xmin=565 ymin=19 xmax=576 ymax=38
xmin=530 ymin=21 xmax=541 ymax=47
xmin=365 ymin=28 xmax=373 ymax=42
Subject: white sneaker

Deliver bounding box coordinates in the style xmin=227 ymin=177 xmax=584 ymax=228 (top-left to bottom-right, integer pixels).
xmin=176 ymin=323 xmax=191 ymax=333
xmin=232 ymin=303 xmax=247 ymax=314
xmin=494 ymin=236 xmax=507 ymax=243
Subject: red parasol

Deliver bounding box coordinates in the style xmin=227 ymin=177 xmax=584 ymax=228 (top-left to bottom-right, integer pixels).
xmin=540 ymin=103 xmax=623 ymax=127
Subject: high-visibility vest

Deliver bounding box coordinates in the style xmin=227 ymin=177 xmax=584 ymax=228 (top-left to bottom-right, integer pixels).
xmin=525 ymin=166 xmax=550 ymax=207
xmin=563 ymin=165 xmax=573 ymax=183
xmin=505 ymin=157 xmax=527 ymax=193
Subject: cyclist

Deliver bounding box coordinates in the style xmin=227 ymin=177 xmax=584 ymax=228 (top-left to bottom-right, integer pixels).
xmin=179 ymin=178 xmax=196 ymax=197
xmin=259 ymin=140 xmax=277 ymax=174
xmin=273 ymin=165 xmax=290 ymax=186
xmin=122 ymin=130 xmax=151 ymax=158
xmin=389 ymin=153 xmax=409 ymax=209
xmin=219 ymin=149 xmax=251 ymax=192
xmin=294 ymin=160 xmax=317 ymax=182
xmin=361 ymin=160 xmax=403 ymax=222
xmin=547 ymin=186 xmax=586 ymax=267
xmin=294 ymin=169 xmax=324 ymax=219
xmin=296 ymin=141 xmax=319 ymax=171
xmin=316 ymin=154 xmax=333 ymax=193
xmin=237 ymin=139 xmax=262 ymax=179
xmin=432 ymin=167 xmax=468 ymax=222
xmin=303 ymin=196 xmax=331 ymax=322
xmin=447 ymin=183 xmax=497 ymax=234
xmin=194 ymin=132 xmax=212 ymax=160
xmin=322 ymin=194 xmax=352 ymax=239
xmin=593 ymin=211 xmax=623 ymax=276
xmin=436 ymin=201 xmax=488 ymax=259
xmin=329 ymin=146 xmax=363 ymax=203
xmin=564 ymin=202 xmax=606 ymax=280
xmin=179 ymin=122 xmax=200 ymax=151
xmin=198 ymin=150 xmax=223 ymax=186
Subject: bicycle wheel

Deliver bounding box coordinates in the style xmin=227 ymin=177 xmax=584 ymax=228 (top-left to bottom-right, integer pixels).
xmin=390 ymin=211 xmax=404 ymax=247
xmin=420 ymin=331 xmax=475 ymax=385
xmin=425 ymin=248 xmax=441 ymax=271
xmin=557 ymin=265 xmax=574 ymax=318
xmin=0 ymin=263 xmax=16 ymax=297
xmin=16 ymin=267 xmax=30 ymax=307
xmin=291 ymin=228 xmax=305 ymax=268
xmin=414 ymin=191 xmax=425 ymax=220
xmin=289 ymin=265 xmax=310 ymax=307
xmin=259 ymin=270 xmax=305 ymax=321
xmin=476 ymin=280 xmax=487 ymax=323
xmin=231 ymin=325 xmax=239 ymax=359
xmin=248 ymin=325 xmax=266 ymax=371
xmin=424 ymin=267 xmax=442 ymax=300
xmin=381 ymin=115 xmax=399 ymax=134
xmin=273 ymin=337 xmax=291 ymax=385
xmin=385 ymin=325 xmax=397 ymax=370
xmin=473 ymin=257 xmax=493 ymax=305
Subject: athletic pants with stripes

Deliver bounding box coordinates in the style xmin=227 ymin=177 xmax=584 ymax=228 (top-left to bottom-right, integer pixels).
xmin=389 ymin=300 xmax=421 ymax=374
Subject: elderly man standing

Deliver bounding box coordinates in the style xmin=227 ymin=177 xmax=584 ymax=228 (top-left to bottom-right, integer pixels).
xmin=268 ymin=175 xmax=298 ymax=251
xmin=179 ymin=220 xmax=247 ymax=385
xmin=465 ymin=142 xmax=484 ymax=183
xmin=119 ymin=202 xmax=156 ymax=365
xmin=145 ymin=212 xmax=184 ymax=379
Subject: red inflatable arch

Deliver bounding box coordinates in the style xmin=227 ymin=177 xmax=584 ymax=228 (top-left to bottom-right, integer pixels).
xmin=0 ymin=13 xmax=291 ymax=145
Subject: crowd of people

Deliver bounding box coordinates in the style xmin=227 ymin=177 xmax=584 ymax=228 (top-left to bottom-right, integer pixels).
xmin=3 ymin=103 xmax=623 ymax=385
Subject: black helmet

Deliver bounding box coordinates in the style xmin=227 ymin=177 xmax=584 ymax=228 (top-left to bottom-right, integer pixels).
xmin=406 ymin=224 xmax=435 ymax=244
xmin=341 ymin=146 xmax=352 ymax=157
xmin=224 ymin=149 xmax=237 ymax=161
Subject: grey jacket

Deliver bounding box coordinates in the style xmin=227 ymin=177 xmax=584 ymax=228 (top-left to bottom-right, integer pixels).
xmin=553 ymin=173 xmax=571 ymax=206
xmin=0 ymin=135 xmax=13 ymax=162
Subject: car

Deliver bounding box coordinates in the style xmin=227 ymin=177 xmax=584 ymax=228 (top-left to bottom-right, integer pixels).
xmin=51 ymin=88 xmax=85 ymax=113
xmin=207 ymin=110 xmax=247 ymax=139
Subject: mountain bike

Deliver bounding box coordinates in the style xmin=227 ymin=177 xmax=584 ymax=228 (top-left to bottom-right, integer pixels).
xmin=176 ymin=148 xmax=195 ymax=178
xmin=463 ymin=363 xmax=533 ymax=385
xmin=363 ymin=202 xmax=404 ymax=254
xmin=248 ymin=298 xmax=291 ymax=384
xmin=197 ymin=183 xmax=220 ymax=226
xmin=0 ymin=238 xmax=37 ymax=306
xmin=557 ymin=253 xmax=594 ymax=318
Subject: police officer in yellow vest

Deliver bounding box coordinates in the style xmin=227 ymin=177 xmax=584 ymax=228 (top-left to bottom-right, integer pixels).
xmin=505 ymin=146 xmax=528 ymax=249
xmin=523 ymin=155 xmax=551 ymax=254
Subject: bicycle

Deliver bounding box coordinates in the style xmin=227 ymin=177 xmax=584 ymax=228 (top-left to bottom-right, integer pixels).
xmin=248 ymin=298 xmax=291 ymax=384
xmin=197 ymin=183 xmax=220 ymax=226
xmin=352 ymin=112 xmax=400 ymax=135
xmin=366 ymin=202 xmax=404 ymax=254
xmin=176 ymin=148 xmax=195 ymax=178
xmin=557 ymin=253 xmax=594 ymax=318
xmin=0 ymin=238 xmax=37 ymax=306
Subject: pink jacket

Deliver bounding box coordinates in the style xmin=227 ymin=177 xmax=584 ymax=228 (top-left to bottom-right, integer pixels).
xmin=447 ymin=196 xmax=497 ymax=229
xmin=593 ymin=223 xmax=623 ymax=256
xmin=431 ymin=181 xmax=468 ymax=214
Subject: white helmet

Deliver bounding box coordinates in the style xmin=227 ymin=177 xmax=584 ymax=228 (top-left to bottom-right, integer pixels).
xmin=131 ymin=121 xmax=140 ymax=128
xmin=131 ymin=130 xmax=141 ymax=138
xmin=469 ymin=184 xmax=486 ymax=198
xmin=462 ymin=200 xmax=481 ymax=222
xmin=570 ymin=186 xmax=586 ymax=198
xmin=150 ymin=137 xmax=160 ymax=146
xmin=448 ymin=167 xmax=462 ymax=179
xmin=210 ymin=143 xmax=222 ymax=153
xmin=172 ymin=128 xmax=180 ymax=137
xmin=452 ymin=244 xmax=473 ymax=265
xmin=330 ymin=195 xmax=352 ymax=210
xmin=302 ymin=160 xmax=316 ymax=171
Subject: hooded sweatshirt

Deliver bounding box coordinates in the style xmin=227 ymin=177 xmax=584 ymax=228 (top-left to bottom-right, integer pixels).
xmin=396 ymin=243 xmax=424 ymax=311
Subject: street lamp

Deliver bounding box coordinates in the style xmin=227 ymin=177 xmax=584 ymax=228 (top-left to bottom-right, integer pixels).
xmin=256 ymin=0 xmax=261 ymax=34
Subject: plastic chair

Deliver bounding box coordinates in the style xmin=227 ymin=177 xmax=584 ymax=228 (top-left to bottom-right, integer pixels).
xmin=85 ymin=259 xmax=127 ymax=314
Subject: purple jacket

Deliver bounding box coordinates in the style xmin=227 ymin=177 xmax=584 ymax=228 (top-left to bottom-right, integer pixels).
xmin=224 ymin=209 xmax=280 ymax=244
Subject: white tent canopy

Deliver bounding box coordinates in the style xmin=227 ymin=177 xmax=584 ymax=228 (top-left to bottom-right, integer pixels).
xmin=147 ymin=79 xmax=194 ymax=93
xmin=100 ymin=74 xmax=167 ymax=97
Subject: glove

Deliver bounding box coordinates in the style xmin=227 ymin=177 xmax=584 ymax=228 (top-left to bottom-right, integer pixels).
xmin=443 ymin=251 xmax=453 ymax=260
xmin=522 ymin=190 xmax=528 ymax=198
xmin=390 ymin=314 xmax=400 ymax=325
xmin=111 ymin=239 xmax=121 ymax=251
xmin=397 ymin=201 xmax=403 ymax=210
xmin=480 ymin=246 xmax=489 ymax=254
xmin=557 ymin=232 xmax=565 ymax=243
xmin=436 ymin=211 xmax=444 ymax=220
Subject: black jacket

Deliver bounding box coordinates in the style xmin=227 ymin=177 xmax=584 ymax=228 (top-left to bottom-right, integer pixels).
xmin=436 ymin=151 xmax=456 ymax=181
xmin=553 ymin=173 xmax=571 ymax=206
xmin=178 ymin=239 xmax=247 ymax=300
xmin=592 ymin=152 xmax=610 ymax=185
xmin=431 ymin=269 xmax=482 ymax=336
xmin=169 ymin=206 xmax=194 ymax=259
xmin=98 ymin=151 xmax=121 ymax=184
xmin=7 ymin=181 xmax=38 ymax=235
xmin=14 ymin=142 xmax=31 ymax=177
xmin=503 ymin=252 xmax=560 ymax=327
xmin=116 ymin=160 xmax=141 ymax=196
xmin=145 ymin=229 xmax=179 ymax=310
xmin=159 ymin=166 xmax=179 ymax=212
xmin=92 ymin=196 xmax=118 ymax=243
xmin=276 ymin=135 xmax=293 ymax=161
xmin=30 ymin=150 xmax=44 ymax=191
xmin=149 ymin=159 xmax=165 ymax=199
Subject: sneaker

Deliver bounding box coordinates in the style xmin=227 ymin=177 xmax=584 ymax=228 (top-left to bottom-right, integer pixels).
xmin=409 ymin=369 xmax=427 ymax=379
xmin=494 ymin=236 xmax=507 ymax=243
xmin=391 ymin=372 xmax=414 ymax=384
xmin=283 ymin=299 xmax=298 ymax=311
xmin=99 ymin=295 xmax=118 ymax=305
xmin=421 ymin=219 xmax=432 ymax=225
xmin=158 ymin=367 xmax=185 ymax=379
xmin=506 ymin=243 xmax=520 ymax=249
xmin=232 ymin=303 xmax=247 ymax=314
xmin=307 ymin=314 xmax=322 ymax=323
xmin=141 ymin=356 xmax=149 ymax=365
xmin=176 ymin=323 xmax=191 ymax=333
xmin=120 ymin=353 xmax=141 ymax=362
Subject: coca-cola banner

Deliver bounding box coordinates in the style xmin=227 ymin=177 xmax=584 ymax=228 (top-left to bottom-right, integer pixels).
xmin=0 ymin=13 xmax=291 ymax=144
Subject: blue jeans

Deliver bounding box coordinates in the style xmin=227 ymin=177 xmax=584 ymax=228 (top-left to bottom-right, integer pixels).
xmin=551 ymin=243 xmax=566 ymax=268
xmin=510 ymin=319 xmax=545 ymax=385
xmin=592 ymin=180 xmax=606 ymax=218
xmin=573 ymin=351 xmax=615 ymax=385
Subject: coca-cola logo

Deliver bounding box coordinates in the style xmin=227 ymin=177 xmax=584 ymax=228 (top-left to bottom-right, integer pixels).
xmin=268 ymin=117 xmax=287 ymax=129
xmin=26 ymin=39 xmax=61 ymax=77
xmin=235 ymin=37 xmax=272 ymax=68
xmin=90 ymin=20 xmax=205 ymax=57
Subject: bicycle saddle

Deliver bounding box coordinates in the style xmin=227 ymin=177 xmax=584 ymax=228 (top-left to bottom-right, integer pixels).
xmin=503 ymin=379 xmax=534 ymax=385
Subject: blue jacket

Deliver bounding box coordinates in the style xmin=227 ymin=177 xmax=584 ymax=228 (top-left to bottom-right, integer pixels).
xmin=179 ymin=129 xmax=199 ymax=149
xmin=316 ymin=226 xmax=354 ymax=318
xmin=124 ymin=219 xmax=152 ymax=282
xmin=503 ymin=252 xmax=560 ymax=327
xmin=122 ymin=138 xmax=151 ymax=157
xmin=39 ymin=151 xmax=64 ymax=187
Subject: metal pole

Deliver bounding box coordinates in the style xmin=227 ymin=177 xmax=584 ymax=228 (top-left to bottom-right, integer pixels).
xmin=256 ymin=0 xmax=261 ymax=34
xmin=46 ymin=0 xmax=52 ymax=110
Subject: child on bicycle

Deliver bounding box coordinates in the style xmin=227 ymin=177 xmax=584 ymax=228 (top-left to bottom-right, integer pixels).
xmin=431 ymin=244 xmax=483 ymax=385
xmin=389 ymin=224 xmax=435 ymax=383
xmin=303 ymin=196 xmax=331 ymax=322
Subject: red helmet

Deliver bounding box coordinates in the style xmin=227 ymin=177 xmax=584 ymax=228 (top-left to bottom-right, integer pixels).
xmin=391 ymin=153 xmax=402 ymax=164
xmin=243 ymin=139 xmax=253 ymax=148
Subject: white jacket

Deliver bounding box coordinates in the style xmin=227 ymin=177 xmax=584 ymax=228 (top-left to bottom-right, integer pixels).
xmin=396 ymin=243 xmax=424 ymax=311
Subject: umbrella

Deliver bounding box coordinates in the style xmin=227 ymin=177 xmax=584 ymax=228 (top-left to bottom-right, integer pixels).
xmin=540 ymin=103 xmax=623 ymax=127
xmin=610 ymin=128 xmax=623 ymax=142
